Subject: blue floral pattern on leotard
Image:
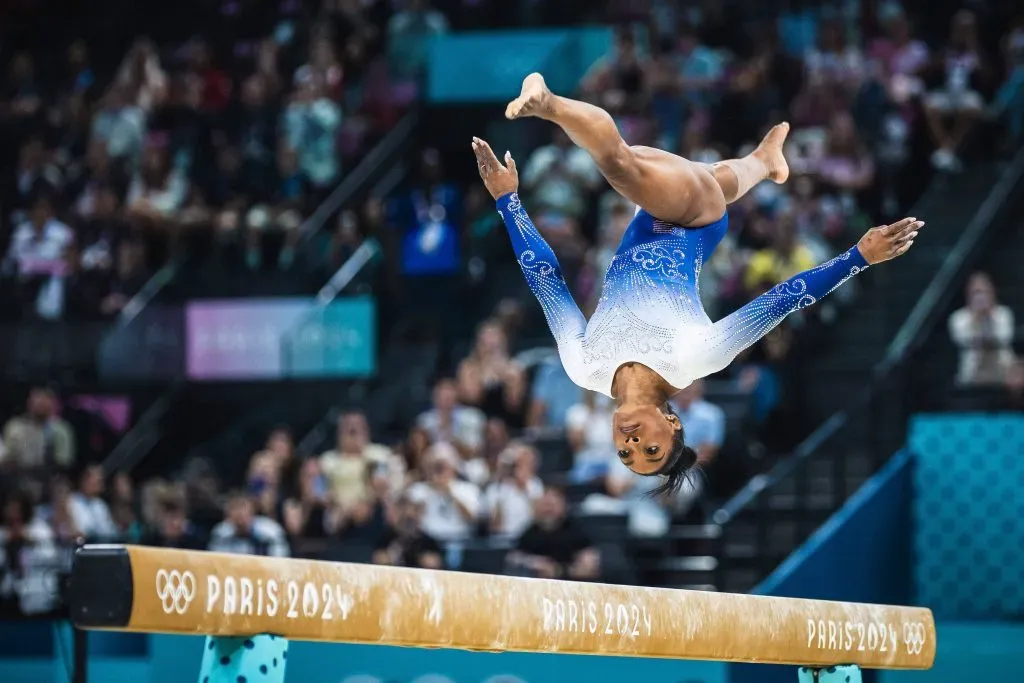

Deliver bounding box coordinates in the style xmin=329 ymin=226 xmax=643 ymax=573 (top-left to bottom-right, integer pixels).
xmin=496 ymin=192 xmax=869 ymax=396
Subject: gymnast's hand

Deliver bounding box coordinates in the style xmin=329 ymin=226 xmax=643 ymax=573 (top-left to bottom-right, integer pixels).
xmin=856 ymin=216 xmax=925 ymax=265
xmin=472 ymin=136 xmax=518 ymax=200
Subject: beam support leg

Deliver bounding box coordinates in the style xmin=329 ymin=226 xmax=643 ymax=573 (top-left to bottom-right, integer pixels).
xmin=798 ymin=665 xmax=863 ymax=683
xmin=197 ymin=635 xmax=288 ymax=683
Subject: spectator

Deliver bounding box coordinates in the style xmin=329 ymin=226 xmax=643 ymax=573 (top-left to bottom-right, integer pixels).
xmin=579 ymin=199 xmax=632 ymax=311
xmin=373 ymin=494 xmax=443 ymax=569
xmin=12 ymin=138 xmax=62 ymax=211
xmin=416 ymin=378 xmax=486 ymax=477
xmin=208 ymin=492 xmax=289 ymax=557
xmin=565 ymin=391 xmax=616 ymax=484
xmin=581 ymin=27 xmax=647 ymax=118
xmin=181 ymin=457 xmax=223 ymax=536
xmin=526 ymin=355 xmax=584 ymax=429
xmin=1 ymin=386 xmax=76 ymax=472
xmin=98 ymin=238 xmax=149 ymax=317
xmin=90 ymin=84 xmax=147 ymax=165
xmin=282 ymin=459 xmax=329 ymax=539
xmin=283 ymin=73 xmax=342 ymax=191
xmin=457 ymin=320 xmax=527 ymax=428
xmin=148 ymin=501 xmax=206 ymax=550
xmin=949 ymin=272 xmax=1016 ymax=385
xmin=669 ymin=379 xmax=725 ymax=515
xmin=108 ymin=471 xmax=143 ymax=542
xmin=0 ymin=491 xmax=58 ymax=616
xmin=510 ymin=486 xmax=600 ymax=581
xmin=229 ymin=75 xmax=279 ymax=190
xmin=405 ymin=443 xmax=480 ymax=545
xmin=125 ymin=145 xmax=187 ymax=229
xmin=5 ymin=193 xmax=74 ymax=319
xmin=67 ymin=465 xmax=118 ymax=540
xmin=319 ymin=411 xmax=391 ymax=510
xmin=241 ymin=144 xmax=308 ymax=271
xmin=387 ymin=0 xmax=449 ymax=84
xmin=923 ymin=10 xmax=993 ymax=171
xmin=791 ymin=19 xmax=865 ymax=127
xmin=396 ymin=149 xmax=462 ymax=278
xmin=483 ymin=444 xmax=543 ymax=539
xmin=520 ymin=129 xmax=601 ymax=221
xmin=990 ymin=20 xmax=1024 ymax=149
xmin=868 ymin=7 xmax=930 ymax=109
xmin=743 ymin=210 xmax=818 ymax=298
xmin=816 ymin=112 xmax=876 ymax=198
xmin=115 ymin=38 xmax=168 ymax=112
xmin=38 ymin=477 xmax=82 ymax=543
xmin=5 ymin=52 xmax=43 ymax=125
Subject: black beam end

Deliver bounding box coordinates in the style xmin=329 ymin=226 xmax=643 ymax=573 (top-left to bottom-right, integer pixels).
xmin=69 ymin=545 xmax=134 ymax=628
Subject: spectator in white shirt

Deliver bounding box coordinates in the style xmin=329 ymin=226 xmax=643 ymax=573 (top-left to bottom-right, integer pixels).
xmin=565 ymin=391 xmax=616 ymax=484
xmin=520 ymin=129 xmax=601 ymax=221
xmin=5 ymin=194 xmax=74 ymax=319
xmin=208 ymin=492 xmax=289 ymax=557
xmin=948 ymin=272 xmax=1016 ymax=385
xmin=0 ymin=491 xmax=60 ymax=616
xmin=68 ymin=465 xmax=118 ymax=540
xmin=416 ymin=378 xmax=486 ymax=481
xmin=484 ymin=443 xmax=543 ymax=540
xmin=669 ymin=379 xmax=726 ymax=516
xmin=406 ymin=443 xmax=480 ymax=544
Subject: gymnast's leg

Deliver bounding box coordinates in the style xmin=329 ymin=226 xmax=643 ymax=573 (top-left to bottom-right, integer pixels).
xmin=707 ymin=122 xmax=790 ymax=204
xmin=506 ymin=73 xmax=788 ymax=226
xmin=506 ymin=73 xmax=725 ymax=226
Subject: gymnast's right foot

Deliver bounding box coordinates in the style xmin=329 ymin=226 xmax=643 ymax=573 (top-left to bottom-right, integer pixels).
xmin=753 ymin=122 xmax=791 ymax=184
xmin=506 ymin=72 xmax=554 ymax=120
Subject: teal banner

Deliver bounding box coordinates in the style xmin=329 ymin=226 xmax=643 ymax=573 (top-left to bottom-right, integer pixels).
xmin=909 ymin=414 xmax=1024 ymax=619
xmin=186 ymin=296 xmax=376 ymax=381
xmin=280 ymin=296 xmax=377 ymax=378
xmin=427 ymin=28 xmax=612 ymax=103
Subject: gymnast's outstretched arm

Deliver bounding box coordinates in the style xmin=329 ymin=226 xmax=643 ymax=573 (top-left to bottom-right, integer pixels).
xmin=473 ymin=137 xmax=588 ymax=381
xmin=710 ymin=217 xmax=925 ymax=364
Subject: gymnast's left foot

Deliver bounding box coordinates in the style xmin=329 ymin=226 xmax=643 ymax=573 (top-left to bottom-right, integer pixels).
xmin=752 ymin=122 xmax=791 ymax=184
xmin=505 ymin=72 xmax=555 ymax=120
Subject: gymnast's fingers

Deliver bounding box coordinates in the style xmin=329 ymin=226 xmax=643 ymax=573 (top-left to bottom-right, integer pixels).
xmin=472 ymin=137 xmax=503 ymax=171
xmin=883 ymin=217 xmax=916 ymax=237
xmin=505 ymin=151 xmax=518 ymax=177
xmin=893 ymin=219 xmax=924 ymax=244
xmin=471 ymin=139 xmax=490 ymax=171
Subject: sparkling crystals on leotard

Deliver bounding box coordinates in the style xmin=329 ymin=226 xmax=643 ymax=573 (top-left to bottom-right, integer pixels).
xmin=498 ymin=195 xmax=868 ymax=397
xmin=629 ymin=246 xmax=688 ymax=281
xmin=499 ymin=193 xmax=589 ymax=385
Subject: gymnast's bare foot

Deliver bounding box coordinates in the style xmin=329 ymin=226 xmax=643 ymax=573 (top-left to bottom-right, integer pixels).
xmin=752 ymin=122 xmax=791 ymax=184
xmin=505 ymin=72 xmax=555 ymax=120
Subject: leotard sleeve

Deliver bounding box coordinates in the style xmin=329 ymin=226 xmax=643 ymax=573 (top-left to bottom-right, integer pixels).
xmin=496 ymin=192 xmax=589 ymax=386
xmin=709 ymin=245 xmax=870 ymax=366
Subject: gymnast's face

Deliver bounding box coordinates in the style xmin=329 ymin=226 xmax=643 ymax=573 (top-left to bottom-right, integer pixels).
xmin=613 ymin=406 xmax=681 ymax=475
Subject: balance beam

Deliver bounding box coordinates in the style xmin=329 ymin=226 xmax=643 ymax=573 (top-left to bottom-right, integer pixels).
xmin=69 ymin=545 xmax=934 ymax=682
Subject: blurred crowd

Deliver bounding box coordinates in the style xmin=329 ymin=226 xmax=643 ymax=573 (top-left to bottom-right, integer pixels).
xmin=0 ymin=0 xmax=433 ymax=322
xmin=2 ymin=0 xmax=1024 ymax=617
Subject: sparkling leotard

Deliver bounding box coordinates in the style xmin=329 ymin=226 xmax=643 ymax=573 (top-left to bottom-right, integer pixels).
xmin=496 ymin=192 xmax=869 ymax=396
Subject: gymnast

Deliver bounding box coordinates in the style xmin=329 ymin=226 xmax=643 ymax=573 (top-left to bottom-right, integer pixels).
xmin=472 ymin=73 xmax=925 ymax=495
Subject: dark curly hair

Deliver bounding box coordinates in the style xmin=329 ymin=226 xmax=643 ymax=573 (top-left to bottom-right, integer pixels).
xmin=643 ymin=403 xmax=698 ymax=498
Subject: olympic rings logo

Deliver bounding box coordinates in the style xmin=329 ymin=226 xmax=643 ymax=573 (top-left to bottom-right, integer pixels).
xmin=903 ymin=622 xmax=926 ymax=655
xmin=155 ymin=569 xmax=196 ymax=615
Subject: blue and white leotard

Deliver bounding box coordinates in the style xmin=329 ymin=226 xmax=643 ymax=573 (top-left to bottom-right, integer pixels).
xmin=496 ymin=192 xmax=869 ymax=397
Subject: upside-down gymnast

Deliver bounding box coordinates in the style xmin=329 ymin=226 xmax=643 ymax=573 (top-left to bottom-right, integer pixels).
xmin=472 ymin=73 xmax=925 ymax=494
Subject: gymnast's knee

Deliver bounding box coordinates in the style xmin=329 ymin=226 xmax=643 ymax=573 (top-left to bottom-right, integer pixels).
xmin=596 ymin=142 xmax=639 ymax=183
